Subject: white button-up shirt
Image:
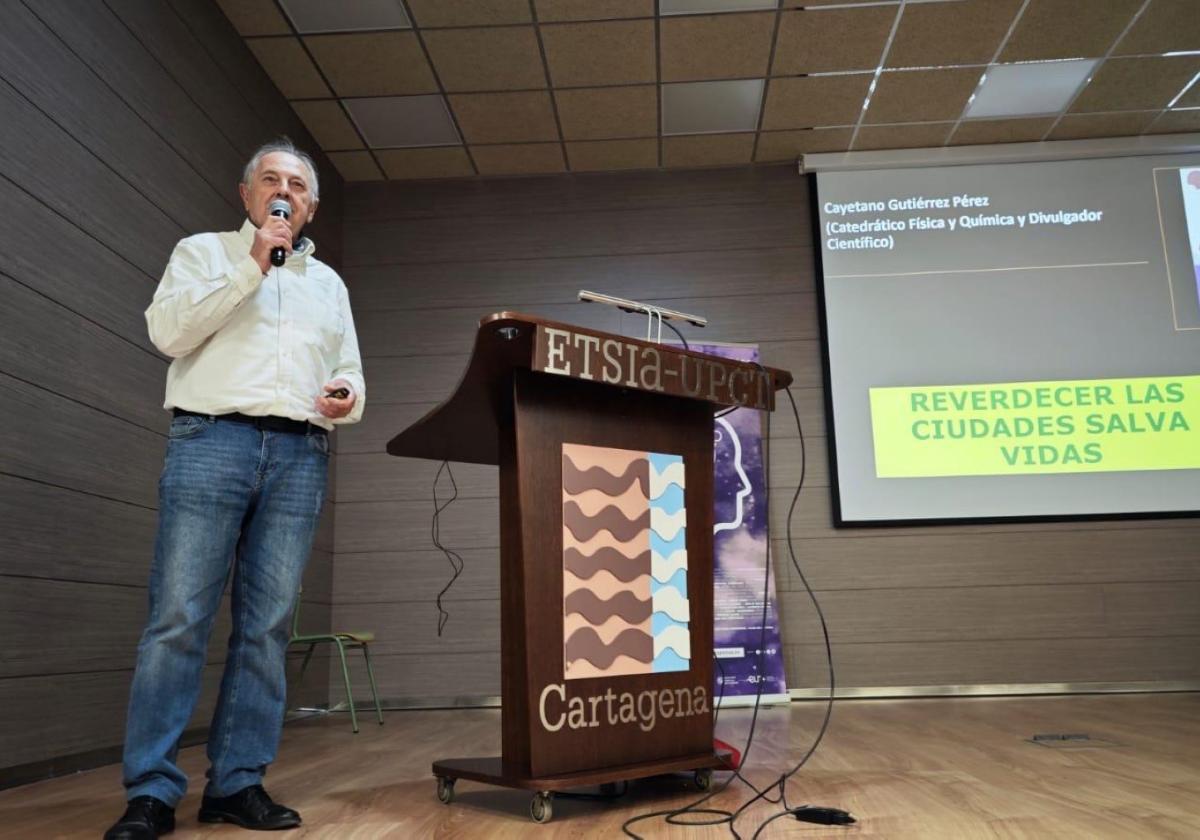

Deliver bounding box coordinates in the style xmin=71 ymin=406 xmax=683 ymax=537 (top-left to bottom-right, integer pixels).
xmin=146 ymin=219 xmax=365 ymax=430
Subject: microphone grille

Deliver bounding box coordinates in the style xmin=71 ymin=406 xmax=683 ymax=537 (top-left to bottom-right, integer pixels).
xmin=268 ymin=199 xmax=291 ymax=219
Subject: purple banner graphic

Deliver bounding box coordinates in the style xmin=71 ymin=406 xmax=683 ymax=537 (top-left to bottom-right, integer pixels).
xmin=698 ymin=344 xmax=788 ymax=706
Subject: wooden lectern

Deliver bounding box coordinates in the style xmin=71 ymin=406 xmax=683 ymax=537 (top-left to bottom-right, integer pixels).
xmin=387 ymin=313 xmax=791 ymax=823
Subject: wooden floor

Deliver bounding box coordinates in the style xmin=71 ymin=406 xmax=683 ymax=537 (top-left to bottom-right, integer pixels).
xmin=1 ymin=693 xmax=1197 ymax=838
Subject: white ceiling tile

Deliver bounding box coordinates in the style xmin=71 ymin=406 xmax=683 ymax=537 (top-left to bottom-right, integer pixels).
xmin=345 ymin=96 xmax=461 ymax=147
xmin=662 ymin=79 xmax=765 ymax=134
xmin=660 ymin=0 xmax=778 ymax=13
xmin=280 ymin=0 xmax=411 ymax=33
xmin=964 ymin=59 xmax=1098 ymax=119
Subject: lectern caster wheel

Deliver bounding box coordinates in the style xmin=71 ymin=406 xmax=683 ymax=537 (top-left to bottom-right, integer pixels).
xmin=436 ymin=776 xmax=455 ymax=804
xmin=693 ymin=769 xmax=713 ymax=791
xmin=530 ymin=791 xmax=553 ymax=823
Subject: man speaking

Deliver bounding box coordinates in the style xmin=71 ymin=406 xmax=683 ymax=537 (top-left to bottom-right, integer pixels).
xmin=104 ymin=140 xmax=365 ymax=840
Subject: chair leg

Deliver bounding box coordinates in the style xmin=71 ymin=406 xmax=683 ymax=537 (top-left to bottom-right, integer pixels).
xmin=333 ymin=639 xmax=358 ymax=733
xmin=299 ymin=644 xmax=316 ymax=680
xmin=361 ymin=644 xmax=384 ymax=725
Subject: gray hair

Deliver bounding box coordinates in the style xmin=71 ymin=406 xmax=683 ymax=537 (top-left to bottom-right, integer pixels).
xmin=242 ymin=138 xmax=320 ymax=201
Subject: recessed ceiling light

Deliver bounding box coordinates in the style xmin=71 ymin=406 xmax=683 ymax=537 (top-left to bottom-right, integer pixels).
xmin=344 ymin=96 xmax=459 ymax=148
xmin=662 ymin=79 xmax=764 ymax=135
xmin=963 ymin=59 xmax=1098 ymax=120
xmin=660 ymin=0 xmax=778 ymax=15
xmin=280 ymin=0 xmax=411 ymax=34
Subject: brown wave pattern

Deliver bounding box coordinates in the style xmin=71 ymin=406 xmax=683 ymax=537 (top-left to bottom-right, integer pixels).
xmin=562 ymin=456 xmax=649 ymax=497
xmin=564 ymin=588 xmax=652 ymax=625
xmin=564 ymin=613 xmax=649 ymax=644
xmin=563 ymin=444 xmax=652 ymax=680
xmin=564 ymin=547 xmax=653 ymax=582
xmin=565 ymin=626 xmax=653 ymax=670
xmin=563 ymin=500 xmax=649 ymax=543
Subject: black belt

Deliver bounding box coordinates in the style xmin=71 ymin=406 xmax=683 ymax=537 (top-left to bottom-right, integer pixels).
xmin=173 ymin=408 xmax=325 ymax=436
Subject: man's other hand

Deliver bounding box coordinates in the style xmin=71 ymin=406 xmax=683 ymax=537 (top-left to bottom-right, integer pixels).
xmin=314 ymin=379 xmax=356 ymax=420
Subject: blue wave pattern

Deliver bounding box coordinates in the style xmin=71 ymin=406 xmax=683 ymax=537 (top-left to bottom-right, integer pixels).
xmin=652 ymin=611 xmax=688 ymax=635
xmin=648 ymin=453 xmax=689 ymax=673
xmin=651 ymin=568 xmax=688 ymax=595
xmin=650 ymin=483 xmax=685 ymax=516
xmin=653 ymin=649 xmax=690 ymax=672
xmin=650 ymin=530 xmax=686 ymax=558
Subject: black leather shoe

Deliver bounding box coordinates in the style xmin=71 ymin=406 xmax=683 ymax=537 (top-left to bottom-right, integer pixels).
xmin=103 ymin=796 xmax=175 ymax=839
xmin=198 ymin=785 xmax=301 ymax=830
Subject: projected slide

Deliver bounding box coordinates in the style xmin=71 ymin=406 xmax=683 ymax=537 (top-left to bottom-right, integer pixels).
xmin=816 ymin=152 xmax=1200 ymax=523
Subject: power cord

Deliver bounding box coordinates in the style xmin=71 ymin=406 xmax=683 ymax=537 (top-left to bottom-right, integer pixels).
xmin=622 ymin=359 xmax=850 ymax=838
xmin=431 ymin=459 xmax=464 ymax=637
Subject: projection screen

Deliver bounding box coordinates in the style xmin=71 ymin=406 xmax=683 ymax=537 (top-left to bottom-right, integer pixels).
xmin=814 ymin=151 xmax=1200 ymax=524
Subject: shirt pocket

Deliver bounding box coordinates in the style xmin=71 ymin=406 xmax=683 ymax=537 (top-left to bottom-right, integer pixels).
xmin=293 ymin=280 xmax=344 ymax=353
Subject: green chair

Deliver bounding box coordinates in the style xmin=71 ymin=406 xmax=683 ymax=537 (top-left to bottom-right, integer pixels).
xmin=288 ymin=589 xmax=384 ymax=733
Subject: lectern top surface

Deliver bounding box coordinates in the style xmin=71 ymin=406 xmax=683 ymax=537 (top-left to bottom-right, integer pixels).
xmin=385 ymin=312 xmax=793 ymax=465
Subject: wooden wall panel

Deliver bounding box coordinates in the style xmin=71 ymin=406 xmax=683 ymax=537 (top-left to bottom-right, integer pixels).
xmin=26 ymin=1 xmax=246 ymax=202
xmin=0 ymin=579 xmax=235 ymax=679
xmin=0 ymin=667 xmax=224 ymax=772
xmin=334 ymin=549 xmax=501 ymax=605
xmin=777 ymin=584 xmax=1109 ymax=644
xmin=771 ymin=527 xmax=1200 ymax=592
xmin=0 ymin=476 xmax=157 ymax=586
xmin=343 ymin=166 xmax=805 ymax=222
xmin=0 ymin=176 xmax=159 ymax=354
xmin=335 ymin=165 xmax=1200 ymax=708
xmin=3 ymin=372 xmax=164 ymax=508
xmin=333 ymin=600 xmax=501 ymax=658
xmin=770 ymin=487 xmax=1200 ymax=541
xmin=785 ymin=636 xmax=1200 ymax=687
xmin=335 ymin=499 xmax=500 ymax=555
xmin=105 ymin=0 xmax=264 ymax=157
xmin=0 ymin=0 xmax=344 ymax=781
xmin=1 ymin=275 xmax=167 ymax=433
xmin=0 ymin=2 xmax=234 ymax=230
xmin=343 ymin=653 xmax=503 ymax=702
xmin=346 ymin=247 xmax=814 ymax=312
xmin=0 ymin=80 xmax=183 ymax=278
xmin=344 ymin=202 xmax=806 ymax=267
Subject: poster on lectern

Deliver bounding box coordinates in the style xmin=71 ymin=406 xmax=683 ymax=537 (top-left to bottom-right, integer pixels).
xmin=698 ymin=343 xmax=788 ymax=707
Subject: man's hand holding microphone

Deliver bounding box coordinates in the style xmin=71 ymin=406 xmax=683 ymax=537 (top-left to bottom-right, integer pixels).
xmin=249 ymin=199 xmax=294 ymax=274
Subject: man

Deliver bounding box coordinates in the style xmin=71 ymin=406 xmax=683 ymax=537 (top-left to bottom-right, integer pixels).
xmin=104 ymin=139 xmax=364 ymax=840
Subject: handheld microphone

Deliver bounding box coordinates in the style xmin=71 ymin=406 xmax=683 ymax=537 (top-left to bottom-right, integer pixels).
xmin=268 ymin=199 xmax=290 ymax=267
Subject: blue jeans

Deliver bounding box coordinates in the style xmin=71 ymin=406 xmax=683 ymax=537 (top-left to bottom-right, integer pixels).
xmin=122 ymin=415 xmax=329 ymax=806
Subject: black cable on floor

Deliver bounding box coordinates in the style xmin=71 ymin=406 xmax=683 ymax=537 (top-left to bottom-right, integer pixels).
xmin=622 ymin=377 xmax=846 ymax=838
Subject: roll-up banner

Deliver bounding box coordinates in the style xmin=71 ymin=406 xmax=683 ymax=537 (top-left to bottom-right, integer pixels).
xmin=696 ymin=343 xmax=789 ymax=707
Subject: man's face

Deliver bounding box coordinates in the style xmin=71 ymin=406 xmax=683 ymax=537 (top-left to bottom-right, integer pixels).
xmin=239 ymin=151 xmax=318 ymax=240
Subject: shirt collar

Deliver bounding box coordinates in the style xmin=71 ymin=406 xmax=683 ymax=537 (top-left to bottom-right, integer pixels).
xmin=238 ymin=217 xmax=317 ymax=262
